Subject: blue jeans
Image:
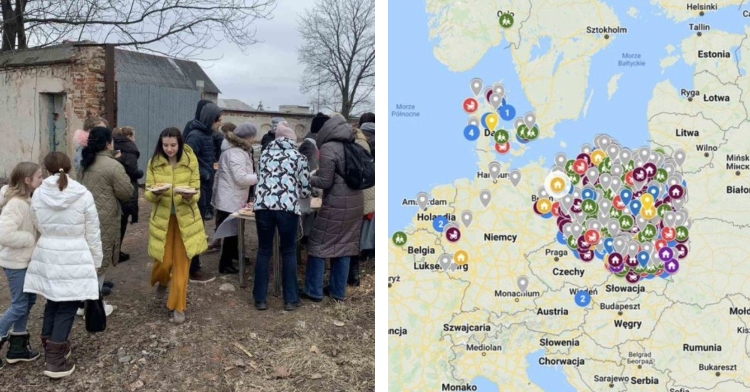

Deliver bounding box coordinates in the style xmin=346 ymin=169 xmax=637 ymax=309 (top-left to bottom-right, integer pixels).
xmin=305 ymin=256 xmax=350 ymax=301
xmin=0 ymin=268 xmax=37 ymax=335
xmin=253 ymin=210 xmax=300 ymax=304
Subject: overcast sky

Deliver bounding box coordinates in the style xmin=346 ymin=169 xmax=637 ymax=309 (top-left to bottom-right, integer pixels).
xmin=196 ymin=0 xmax=310 ymax=112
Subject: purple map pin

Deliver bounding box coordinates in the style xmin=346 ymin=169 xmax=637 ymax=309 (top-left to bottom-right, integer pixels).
xmin=608 ymin=252 xmax=624 ymax=267
xmin=664 ymin=259 xmax=680 ymax=274
xmin=658 ymin=247 xmax=674 ymax=262
xmin=668 ymin=184 xmax=684 ymax=200
xmin=626 ymin=269 xmax=641 ymax=284
xmin=675 ymin=244 xmax=689 ymax=259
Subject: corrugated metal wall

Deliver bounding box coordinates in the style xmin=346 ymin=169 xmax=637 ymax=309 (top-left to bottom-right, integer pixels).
xmin=117 ymin=82 xmax=200 ymax=183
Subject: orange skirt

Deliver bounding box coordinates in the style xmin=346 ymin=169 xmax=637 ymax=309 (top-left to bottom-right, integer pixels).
xmin=150 ymin=215 xmax=190 ymax=312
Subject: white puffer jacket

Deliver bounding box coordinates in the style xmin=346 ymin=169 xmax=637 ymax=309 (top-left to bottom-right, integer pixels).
xmin=0 ymin=186 xmax=37 ymax=269
xmin=23 ymin=175 xmax=103 ymax=302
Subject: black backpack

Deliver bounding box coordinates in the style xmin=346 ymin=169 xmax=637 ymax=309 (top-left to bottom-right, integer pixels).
xmin=339 ymin=141 xmax=375 ymax=190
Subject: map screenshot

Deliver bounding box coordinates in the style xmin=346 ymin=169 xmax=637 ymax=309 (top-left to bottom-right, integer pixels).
xmin=388 ymin=0 xmax=750 ymax=391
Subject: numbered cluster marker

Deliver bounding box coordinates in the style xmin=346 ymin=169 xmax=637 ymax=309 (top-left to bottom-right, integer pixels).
xmin=531 ymin=135 xmax=691 ymax=284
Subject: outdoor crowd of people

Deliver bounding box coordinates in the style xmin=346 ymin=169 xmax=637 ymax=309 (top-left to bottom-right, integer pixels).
xmin=0 ymin=100 xmax=375 ymax=378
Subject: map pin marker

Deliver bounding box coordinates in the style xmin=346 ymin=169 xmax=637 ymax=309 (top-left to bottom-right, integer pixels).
xmin=523 ymin=112 xmax=537 ymax=130
xmin=470 ymin=78 xmax=483 ymax=96
xmin=619 ymin=148 xmax=632 ymax=164
xmin=628 ymin=240 xmax=640 ymax=258
xmin=467 ymin=116 xmax=480 ymax=128
xmin=517 ymin=275 xmax=529 ymax=293
xmin=636 ymin=215 xmax=648 ymax=230
xmin=673 ymin=149 xmax=686 ymax=166
xmin=599 ymin=135 xmax=611 ymax=150
xmin=513 ymin=117 xmax=524 ymax=130
xmin=438 ymin=254 xmax=452 ymax=271
xmin=614 ymin=237 xmax=627 ymax=254
xmin=571 ymin=223 xmax=583 ymax=238
xmin=672 ymin=197 xmax=686 ymax=211
xmin=509 ymin=170 xmax=521 ymax=187
xmin=416 ymin=192 xmax=429 ymax=211
xmin=493 ymin=83 xmax=506 ymax=98
xmin=490 ymin=93 xmax=503 ymax=110
xmin=489 ymin=161 xmax=502 ymax=182
xmin=599 ymin=173 xmax=612 ymax=190
xmin=480 ymin=190 xmax=492 ymax=207
xmin=585 ymin=167 xmax=599 ymax=183
xmin=561 ymin=195 xmax=574 ymax=212
xmin=607 ymin=220 xmax=621 ymax=237
xmin=555 ymin=153 xmax=567 ymax=167
xmin=580 ymin=144 xmax=593 ymax=155
xmin=663 ymin=211 xmax=676 ymax=227
xmin=674 ymin=211 xmax=687 ymax=227
xmin=607 ymin=144 xmax=621 ymax=160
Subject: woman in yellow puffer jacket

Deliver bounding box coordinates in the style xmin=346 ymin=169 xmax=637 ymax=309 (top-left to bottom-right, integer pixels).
xmin=144 ymin=127 xmax=208 ymax=324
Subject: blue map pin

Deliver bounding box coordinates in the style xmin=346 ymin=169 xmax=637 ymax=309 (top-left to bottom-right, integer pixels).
xmin=595 ymin=250 xmax=605 ymax=260
xmin=603 ymin=238 xmax=614 ymax=253
xmin=619 ymin=189 xmax=633 ymax=206
xmin=582 ymin=188 xmax=596 ymax=200
xmin=637 ymin=251 xmax=650 ymax=267
xmin=464 ymin=125 xmax=480 ymax=141
xmin=433 ymin=217 xmax=448 ymax=232
xmin=628 ymin=200 xmax=642 ymax=216
xmin=498 ymin=103 xmax=516 ymax=121
xmin=556 ymin=231 xmax=567 ymax=245
xmin=647 ymin=185 xmax=660 ymax=199
xmin=575 ymin=290 xmax=591 ymax=307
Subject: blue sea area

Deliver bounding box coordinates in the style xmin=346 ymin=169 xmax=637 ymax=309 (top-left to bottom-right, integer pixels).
xmin=388 ymin=0 xmax=748 ymax=234
xmin=526 ymin=350 xmax=577 ymax=392
xmin=470 ymin=376 xmax=500 ymax=392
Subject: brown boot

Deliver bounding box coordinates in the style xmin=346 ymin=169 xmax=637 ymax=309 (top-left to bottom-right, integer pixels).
xmin=43 ymin=341 xmax=75 ymax=379
xmin=41 ymin=336 xmax=72 ymax=359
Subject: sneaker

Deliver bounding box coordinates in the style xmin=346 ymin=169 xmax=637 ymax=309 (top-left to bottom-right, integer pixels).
xmin=155 ymin=284 xmax=168 ymax=299
xmin=101 ymin=286 xmax=112 ymax=296
xmin=189 ymin=270 xmax=215 ymax=284
xmin=172 ymin=311 xmax=185 ymax=324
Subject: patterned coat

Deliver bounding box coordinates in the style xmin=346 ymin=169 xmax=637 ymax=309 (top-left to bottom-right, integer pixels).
xmin=253 ymin=138 xmax=311 ymax=215
xmin=78 ymin=151 xmax=133 ymax=270
xmin=144 ymin=145 xmax=208 ymax=261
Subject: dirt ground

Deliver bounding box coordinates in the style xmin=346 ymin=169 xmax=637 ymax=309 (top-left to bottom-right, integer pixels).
xmin=0 ymin=196 xmax=375 ymax=392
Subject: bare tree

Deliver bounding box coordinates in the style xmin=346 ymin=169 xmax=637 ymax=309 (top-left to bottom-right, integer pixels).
xmin=298 ymin=0 xmax=374 ymax=119
xmin=1 ymin=0 xmax=276 ymax=58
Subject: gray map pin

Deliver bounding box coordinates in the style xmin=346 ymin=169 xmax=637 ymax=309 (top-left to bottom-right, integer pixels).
xmin=573 ymin=211 xmax=587 ymax=225
xmin=610 ymin=177 xmax=623 ymax=193
xmin=523 ymin=112 xmax=537 ymax=130
xmin=489 ymin=161 xmax=502 ymax=181
xmin=627 ymin=241 xmax=640 ymax=257
xmin=674 ymin=211 xmax=687 ymax=227
xmin=613 ymin=237 xmax=628 ymax=254
xmin=580 ymin=144 xmax=592 ymax=155
xmin=611 ymin=164 xmax=623 ymax=177
xmin=607 ymin=220 xmax=621 ymax=237
xmin=636 ymin=215 xmax=648 ymax=230
xmin=461 ymin=211 xmax=473 ymax=228
xmin=490 ymin=93 xmax=503 ymax=110
xmin=480 ymin=190 xmax=492 ymax=207
xmin=561 ymin=195 xmax=575 ymax=212
xmin=586 ymin=219 xmax=601 ymax=231
xmin=438 ymin=254 xmax=452 ymax=271
xmin=673 ymin=149 xmax=687 ymax=166
xmin=470 ymin=78 xmax=483 ymax=96
xmin=599 ymin=135 xmax=612 ymax=150
xmin=639 ymin=147 xmax=650 ymax=162
xmin=599 ymin=173 xmax=612 ymax=190
xmin=493 ymin=83 xmax=506 ymax=98
xmin=467 ymin=116 xmax=480 ymax=127
xmin=514 ymin=118 xmax=524 ymax=130
xmin=537 ymin=186 xmax=549 ymax=199
xmin=555 ymin=153 xmax=567 ymax=166
xmin=672 ymin=197 xmax=685 ymax=211
xmin=562 ymin=222 xmax=573 ymax=238
xmin=509 ymin=170 xmax=521 ymax=187
xmin=607 ymin=144 xmax=621 ymax=159
xmin=618 ymin=148 xmax=632 ymax=164
xmin=663 ymin=211 xmax=677 ymax=227
xmin=585 ymin=167 xmax=599 ymax=183
xmin=571 ymin=223 xmax=583 ymax=238
xmin=517 ymin=275 xmax=529 ymax=293
xmin=416 ymin=192 xmax=429 ymax=211
xmin=641 ymin=242 xmax=653 ymax=254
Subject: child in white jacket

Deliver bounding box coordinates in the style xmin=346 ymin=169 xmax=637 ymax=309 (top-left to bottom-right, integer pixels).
xmin=23 ymin=152 xmax=102 ymax=379
xmin=0 ymin=162 xmax=43 ymax=369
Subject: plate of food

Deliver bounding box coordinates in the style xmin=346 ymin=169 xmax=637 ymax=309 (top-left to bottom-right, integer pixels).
xmin=173 ymin=186 xmax=198 ymax=195
xmin=311 ymin=197 xmax=322 ymax=209
xmin=147 ymin=183 xmax=171 ymax=192
xmin=238 ymin=208 xmax=255 ymax=216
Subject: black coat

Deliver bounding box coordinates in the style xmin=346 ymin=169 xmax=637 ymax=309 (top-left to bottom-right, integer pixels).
xmin=113 ymin=135 xmax=143 ymax=222
xmin=260 ymin=131 xmax=275 ymax=151
xmin=184 ymin=102 xmax=222 ymax=182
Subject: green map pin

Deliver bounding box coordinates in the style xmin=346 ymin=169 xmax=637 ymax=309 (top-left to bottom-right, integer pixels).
xmin=581 ymin=199 xmax=598 ymax=215
xmin=675 ymin=226 xmax=689 ymax=242
xmin=656 ymin=169 xmax=668 ymax=183
xmin=392 ymin=231 xmax=407 ymax=246
xmin=619 ymin=215 xmax=634 ymax=230
xmin=499 ymin=13 xmax=514 ymax=28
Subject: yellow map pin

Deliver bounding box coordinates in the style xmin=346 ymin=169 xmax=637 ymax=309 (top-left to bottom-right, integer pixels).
xmin=536 ymin=198 xmax=552 ymax=214
xmin=640 ymin=205 xmax=656 ymax=220
xmin=640 ymin=193 xmax=654 ymax=207
xmin=590 ymin=150 xmax=606 ymax=166
xmin=454 ymin=250 xmax=469 ymax=265
xmin=485 ymin=113 xmax=499 ymax=130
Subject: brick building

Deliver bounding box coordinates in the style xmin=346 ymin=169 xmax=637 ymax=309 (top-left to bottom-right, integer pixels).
xmin=0 ymin=41 xmax=219 ymax=178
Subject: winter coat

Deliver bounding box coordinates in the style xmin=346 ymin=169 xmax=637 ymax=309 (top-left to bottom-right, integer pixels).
xmin=307 ymin=116 xmax=364 ymax=258
xmin=260 ymin=131 xmax=275 ymax=152
xmin=360 ymin=122 xmax=375 ymax=157
xmin=184 ymin=103 xmax=222 ymax=182
xmin=144 ymin=145 xmax=208 ymax=261
xmin=254 ymin=138 xmax=311 ymax=215
xmin=354 ymin=129 xmax=375 ymax=216
xmin=24 ymin=176 xmax=102 ymax=302
xmin=212 ymin=132 xmax=258 ymax=213
xmin=114 ymin=135 xmax=143 ymax=222
xmin=212 ymin=130 xmax=225 ymax=163
xmin=0 ymin=187 xmax=37 ymax=269
xmin=298 ymin=138 xmax=319 ymax=172
xmin=78 ymin=151 xmax=134 ymax=268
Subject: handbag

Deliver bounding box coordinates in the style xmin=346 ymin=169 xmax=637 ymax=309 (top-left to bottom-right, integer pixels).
xmin=84 ymin=294 xmax=107 ymax=333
